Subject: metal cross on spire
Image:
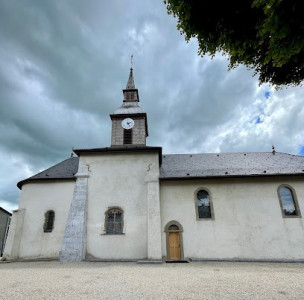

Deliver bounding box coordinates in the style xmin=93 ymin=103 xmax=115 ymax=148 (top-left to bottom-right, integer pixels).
xmin=131 ymin=54 xmax=133 ymax=69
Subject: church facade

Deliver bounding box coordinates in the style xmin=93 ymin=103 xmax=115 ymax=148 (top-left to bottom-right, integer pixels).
xmin=4 ymin=69 xmax=304 ymax=262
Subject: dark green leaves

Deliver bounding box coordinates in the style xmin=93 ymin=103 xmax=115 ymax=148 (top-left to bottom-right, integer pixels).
xmin=165 ymin=0 xmax=304 ymax=87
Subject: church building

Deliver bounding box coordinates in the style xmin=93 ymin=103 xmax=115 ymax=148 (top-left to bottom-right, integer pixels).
xmin=4 ymin=68 xmax=304 ymax=262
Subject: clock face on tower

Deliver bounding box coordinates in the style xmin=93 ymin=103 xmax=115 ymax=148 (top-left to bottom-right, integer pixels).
xmin=121 ymin=118 xmax=134 ymax=129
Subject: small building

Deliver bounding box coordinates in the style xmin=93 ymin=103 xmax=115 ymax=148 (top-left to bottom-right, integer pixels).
xmin=0 ymin=207 xmax=12 ymax=256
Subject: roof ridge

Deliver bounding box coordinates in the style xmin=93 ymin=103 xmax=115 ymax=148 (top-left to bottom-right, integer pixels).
xmin=162 ymin=151 xmax=301 ymax=156
xmin=274 ymin=151 xmax=303 ymax=157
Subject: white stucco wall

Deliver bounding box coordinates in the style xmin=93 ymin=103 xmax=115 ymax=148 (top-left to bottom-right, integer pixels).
xmin=160 ymin=177 xmax=304 ymax=261
xmin=3 ymin=209 xmax=25 ymax=259
xmin=82 ymin=152 xmax=160 ymax=260
xmin=13 ymin=181 xmax=75 ymax=259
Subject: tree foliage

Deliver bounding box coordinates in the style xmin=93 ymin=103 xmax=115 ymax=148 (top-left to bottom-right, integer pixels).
xmin=165 ymin=0 xmax=304 ymax=87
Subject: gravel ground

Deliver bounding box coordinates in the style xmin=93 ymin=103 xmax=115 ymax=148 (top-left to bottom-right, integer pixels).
xmin=0 ymin=261 xmax=304 ymax=299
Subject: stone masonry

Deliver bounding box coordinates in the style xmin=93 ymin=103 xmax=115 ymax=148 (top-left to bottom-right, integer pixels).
xmin=111 ymin=118 xmax=146 ymax=145
xmin=59 ymin=162 xmax=89 ymax=262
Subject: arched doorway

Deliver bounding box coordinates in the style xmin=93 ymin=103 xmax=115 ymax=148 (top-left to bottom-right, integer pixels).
xmin=164 ymin=221 xmax=184 ymax=261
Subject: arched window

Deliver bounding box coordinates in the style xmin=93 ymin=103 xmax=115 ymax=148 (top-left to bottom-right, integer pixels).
xmin=105 ymin=207 xmax=124 ymax=234
xmin=196 ymin=189 xmax=213 ymax=219
xmin=44 ymin=210 xmax=55 ymax=232
xmin=168 ymin=224 xmax=179 ymax=231
xmin=278 ymin=185 xmax=301 ymax=217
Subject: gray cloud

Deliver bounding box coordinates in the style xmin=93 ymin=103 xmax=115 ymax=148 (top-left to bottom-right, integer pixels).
xmin=0 ymin=0 xmax=303 ymax=211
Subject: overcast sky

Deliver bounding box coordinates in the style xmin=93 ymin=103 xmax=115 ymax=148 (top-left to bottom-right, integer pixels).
xmin=0 ymin=0 xmax=303 ymax=212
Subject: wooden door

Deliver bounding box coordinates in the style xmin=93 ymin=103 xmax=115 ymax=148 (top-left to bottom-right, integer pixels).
xmin=168 ymin=232 xmax=181 ymax=260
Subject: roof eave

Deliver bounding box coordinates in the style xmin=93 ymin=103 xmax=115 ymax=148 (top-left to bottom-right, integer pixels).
xmin=74 ymin=146 xmax=162 ymax=164
xmin=159 ymin=173 xmax=304 ymax=181
xmin=109 ymin=112 xmax=147 ymax=119
xmin=17 ymin=177 xmax=76 ymax=190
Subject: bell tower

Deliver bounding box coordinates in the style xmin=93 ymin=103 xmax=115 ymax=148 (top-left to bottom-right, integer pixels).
xmin=110 ymin=65 xmax=148 ymax=146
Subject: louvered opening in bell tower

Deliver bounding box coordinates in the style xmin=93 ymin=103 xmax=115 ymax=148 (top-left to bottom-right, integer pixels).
xmin=123 ymin=89 xmax=138 ymax=102
xmin=123 ymin=129 xmax=132 ymax=144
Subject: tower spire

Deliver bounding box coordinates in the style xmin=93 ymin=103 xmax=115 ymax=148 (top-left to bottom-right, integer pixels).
xmin=110 ymin=62 xmax=148 ymax=146
xmin=126 ymin=55 xmax=135 ymax=89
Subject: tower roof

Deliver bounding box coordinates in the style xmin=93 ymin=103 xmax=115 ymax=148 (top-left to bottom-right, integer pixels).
xmin=126 ymin=68 xmax=135 ymax=89
xmin=112 ymin=67 xmax=143 ymax=115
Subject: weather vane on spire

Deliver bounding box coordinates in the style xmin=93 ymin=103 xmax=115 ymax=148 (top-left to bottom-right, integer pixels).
xmin=131 ymin=54 xmax=133 ymax=69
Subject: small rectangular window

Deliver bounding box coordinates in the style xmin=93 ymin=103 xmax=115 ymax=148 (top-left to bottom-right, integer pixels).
xmin=44 ymin=210 xmax=55 ymax=232
xmin=105 ymin=208 xmax=123 ymax=234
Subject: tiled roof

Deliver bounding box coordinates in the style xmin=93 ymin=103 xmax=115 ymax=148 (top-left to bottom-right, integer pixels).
xmin=160 ymin=152 xmax=304 ymax=179
xmin=0 ymin=207 xmax=12 ymax=215
xmin=17 ymin=157 xmax=79 ymax=189
xmin=113 ymin=102 xmax=144 ymax=114
xmin=17 ymin=151 xmax=304 ymax=189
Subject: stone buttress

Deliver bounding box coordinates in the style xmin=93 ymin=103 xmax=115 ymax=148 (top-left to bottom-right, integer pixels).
xmin=59 ymin=161 xmax=89 ymax=262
